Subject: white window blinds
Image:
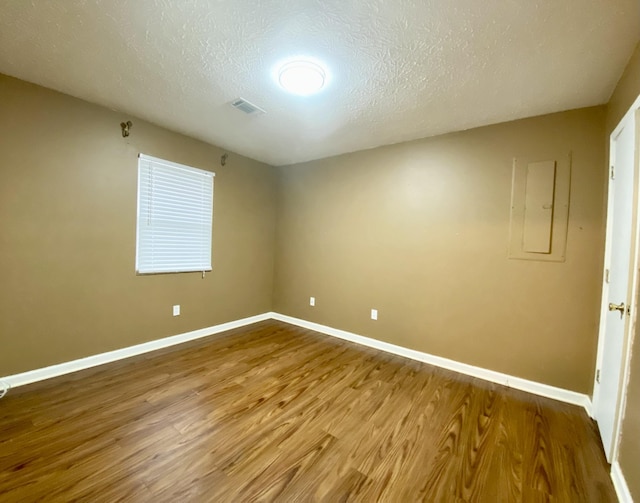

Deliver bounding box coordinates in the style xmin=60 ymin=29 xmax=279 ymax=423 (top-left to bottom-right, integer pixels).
xmin=136 ymin=154 xmax=214 ymax=274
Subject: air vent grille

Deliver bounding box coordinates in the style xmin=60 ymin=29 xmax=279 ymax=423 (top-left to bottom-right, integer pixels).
xmin=230 ymin=98 xmax=266 ymax=115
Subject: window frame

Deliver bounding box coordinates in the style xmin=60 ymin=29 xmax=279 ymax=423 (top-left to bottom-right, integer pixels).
xmin=135 ymin=153 xmax=215 ymax=275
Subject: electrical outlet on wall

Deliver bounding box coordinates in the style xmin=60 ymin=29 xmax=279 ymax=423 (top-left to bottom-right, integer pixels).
xmin=371 ymin=309 xmax=378 ymax=320
xmin=173 ymin=305 xmax=180 ymax=316
xmin=310 ymin=297 xmax=315 ymax=306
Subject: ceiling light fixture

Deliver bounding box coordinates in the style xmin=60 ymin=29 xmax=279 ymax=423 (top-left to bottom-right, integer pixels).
xmin=276 ymin=58 xmax=328 ymax=96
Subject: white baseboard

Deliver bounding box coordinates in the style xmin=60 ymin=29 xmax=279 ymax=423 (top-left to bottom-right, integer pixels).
xmin=611 ymin=461 xmax=634 ymax=503
xmin=272 ymin=313 xmax=593 ymax=415
xmin=2 ymin=312 xmax=272 ymax=389
xmin=2 ymin=311 xmax=593 ymax=418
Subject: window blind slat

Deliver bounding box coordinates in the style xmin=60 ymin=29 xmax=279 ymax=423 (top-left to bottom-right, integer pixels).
xmin=136 ymin=154 xmax=214 ymax=274
xmin=142 ymin=202 xmax=212 ymax=217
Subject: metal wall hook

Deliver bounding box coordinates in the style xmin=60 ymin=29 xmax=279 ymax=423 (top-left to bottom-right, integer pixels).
xmin=120 ymin=121 xmax=132 ymax=137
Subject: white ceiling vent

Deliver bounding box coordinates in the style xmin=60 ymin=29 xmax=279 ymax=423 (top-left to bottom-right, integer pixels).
xmin=230 ymin=98 xmax=266 ymax=115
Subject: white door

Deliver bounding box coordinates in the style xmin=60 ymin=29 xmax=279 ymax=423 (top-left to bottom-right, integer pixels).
xmin=593 ymin=109 xmax=638 ymax=462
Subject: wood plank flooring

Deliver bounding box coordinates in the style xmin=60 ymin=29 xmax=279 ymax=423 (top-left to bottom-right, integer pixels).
xmin=0 ymin=320 xmax=616 ymax=502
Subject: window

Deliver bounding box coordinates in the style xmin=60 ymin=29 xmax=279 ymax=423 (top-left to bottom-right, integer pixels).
xmin=136 ymin=154 xmax=214 ymax=274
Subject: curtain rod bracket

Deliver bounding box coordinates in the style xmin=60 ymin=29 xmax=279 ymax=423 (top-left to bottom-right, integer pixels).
xmin=120 ymin=121 xmax=132 ymax=138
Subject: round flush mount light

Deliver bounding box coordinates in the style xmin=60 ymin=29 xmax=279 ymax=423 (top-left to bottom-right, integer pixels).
xmin=275 ymin=58 xmax=328 ymax=96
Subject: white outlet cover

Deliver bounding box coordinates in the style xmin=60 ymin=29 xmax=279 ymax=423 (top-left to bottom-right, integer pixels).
xmin=310 ymin=297 xmax=315 ymax=306
xmin=371 ymin=309 xmax=378 ymax=320
xmin=173 ymin=305 xmax=180 ymax=316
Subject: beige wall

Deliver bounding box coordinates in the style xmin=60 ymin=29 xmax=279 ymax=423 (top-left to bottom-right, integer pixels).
xmin=274 ymin=107 xmax=606 ymax=394
xmin=609 ymin=41 xmax=640 ymax=502
xmin=0 ymin=74 xmax=277 ymax=376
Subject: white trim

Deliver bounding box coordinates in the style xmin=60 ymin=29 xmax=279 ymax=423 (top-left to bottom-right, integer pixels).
xmin=272 ymin=313 xmax=592 ymax=414
xmin=611 ymin=461 xmax=634 ymax=503
xmin=2 ymin=311 xmax=593 ymax=417
xmin=2 ymin=312 xmax=272 ymax=388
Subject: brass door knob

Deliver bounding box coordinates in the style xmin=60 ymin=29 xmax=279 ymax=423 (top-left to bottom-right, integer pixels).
xmin=609 ymin=302 xmax=626 ymax=318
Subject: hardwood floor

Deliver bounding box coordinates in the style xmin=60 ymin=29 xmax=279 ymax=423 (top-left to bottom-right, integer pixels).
xmin=0 ymin=320 xmax=615 ymax=502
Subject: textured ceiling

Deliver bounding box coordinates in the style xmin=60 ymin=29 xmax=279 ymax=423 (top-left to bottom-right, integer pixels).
xmin=0 ymin=1 xmax=638 ymax=166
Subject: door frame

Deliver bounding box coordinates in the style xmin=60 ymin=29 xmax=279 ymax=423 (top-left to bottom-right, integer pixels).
xmin=593 ymin=93 xmax=640 ymax=462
